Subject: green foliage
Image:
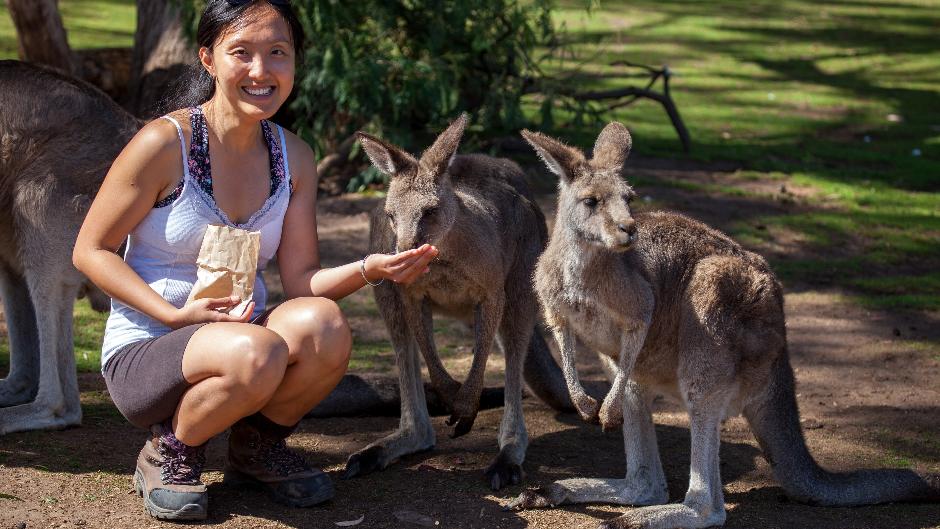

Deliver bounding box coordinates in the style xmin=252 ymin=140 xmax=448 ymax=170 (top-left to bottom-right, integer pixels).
xmin=293 ymin=0 xmax=558 ymax=191
xmin=175 ymin=0 xmax=560 ymax=190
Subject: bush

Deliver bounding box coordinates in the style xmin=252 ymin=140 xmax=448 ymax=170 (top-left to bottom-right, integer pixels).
xmin=178 ymin=0 xmax=557 ymax=191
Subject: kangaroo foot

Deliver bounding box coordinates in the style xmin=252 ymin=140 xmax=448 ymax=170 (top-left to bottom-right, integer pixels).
xmin=504 ymin=486 xmax=562 ymax=510
xmin=343 ymin=425 xmax=436 ymax=479
xmin=596 ymin=504 xmax=725 ymax=529
xmin=484 ymin=450 xmax=524 ymax=490
xmin=0 ymin=379 xmax=37 ymax=408
xmin=0 ymin=401 xmax=75 ymax=436
xmin=342 ymin=445 xmax=386 ymax=479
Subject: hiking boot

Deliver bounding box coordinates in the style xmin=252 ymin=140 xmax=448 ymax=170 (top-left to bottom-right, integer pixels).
xmin=224 ymin=413 xmax=333 ymax=507
xmin=134 ymin=422 xmax=208 ymax=521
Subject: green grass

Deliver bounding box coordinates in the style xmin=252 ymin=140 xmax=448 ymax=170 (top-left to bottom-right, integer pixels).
xmin=533 ymin=0 xmax=940 ymax=311
xmin=0 ymin=299 xmax=108 ymax=376
xmin=0 ymin=0 xmax=135 ymax=59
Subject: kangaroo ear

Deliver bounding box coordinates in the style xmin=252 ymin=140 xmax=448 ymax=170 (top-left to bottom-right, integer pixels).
xmin=591 ymin=122 xmax=632 ymax=172
xmin=419 ymin=113 xmax=468 ymax=178
xmin=356 ymin=132 xmax=417 ymax=177
xmin=520 ymin=129 xmax=586 ymax=182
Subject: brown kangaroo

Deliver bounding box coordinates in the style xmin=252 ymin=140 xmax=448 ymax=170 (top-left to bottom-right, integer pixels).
xmin=343 ymin=114 xmax=572 ymax=489
xmin=506 ymin=122 xmax=940 ymax=528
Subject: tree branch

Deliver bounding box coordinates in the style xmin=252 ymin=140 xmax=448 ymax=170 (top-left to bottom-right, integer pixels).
xmin=316 ymin=134 xmax=358 ymax=177
xmin=528 ymin=63 xmax=691 ymax=152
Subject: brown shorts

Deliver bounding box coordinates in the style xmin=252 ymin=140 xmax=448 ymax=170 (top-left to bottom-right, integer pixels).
xmin=103 ymin=307 xmax=276 ymax=429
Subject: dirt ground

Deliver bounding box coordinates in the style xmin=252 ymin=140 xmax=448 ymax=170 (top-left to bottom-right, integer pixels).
xmin=1 ymin=161 xmax=938 ymax=529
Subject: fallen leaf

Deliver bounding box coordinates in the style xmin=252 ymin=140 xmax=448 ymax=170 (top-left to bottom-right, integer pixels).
xmin=335 ymin=515 xmax=365 ymax=527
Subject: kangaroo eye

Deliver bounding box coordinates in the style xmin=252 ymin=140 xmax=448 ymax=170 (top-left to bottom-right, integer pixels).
xmin=424 ymin=206 xmax=439 ymax=218
xmin=386 ymin=212 xmax=396 ymax=226
xmin=582 ymin=197 xmax=598 ymax=208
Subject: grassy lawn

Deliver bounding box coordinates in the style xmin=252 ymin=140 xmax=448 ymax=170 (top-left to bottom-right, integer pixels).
xmin=0 ymin=0 xmax=135 ymax=59
xmin=0 ymin=299 xmax=107 ymax=375
xmin=539 ymin=0 xmax=940 ymax=311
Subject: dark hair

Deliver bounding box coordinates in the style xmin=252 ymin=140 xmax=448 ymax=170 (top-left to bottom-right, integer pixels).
xmin=160 ymin=0 xmax=305 ymax=112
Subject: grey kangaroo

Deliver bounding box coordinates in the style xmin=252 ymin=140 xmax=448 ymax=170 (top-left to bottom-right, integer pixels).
xmin=344 ymin=114 xmax=571 ymax=489
xmin=0 ymin=60 xmax=138 ymax=435
xmin=507 ymin=123 xmax=940 ymax=528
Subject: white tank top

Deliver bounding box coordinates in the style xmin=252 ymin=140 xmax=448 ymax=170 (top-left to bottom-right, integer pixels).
xmin=100 ymin=112 xmax=293 ymax=369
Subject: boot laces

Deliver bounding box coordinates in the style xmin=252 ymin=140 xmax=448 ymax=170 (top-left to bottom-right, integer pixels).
xmin=157 ymin=435 xmax=207 ymax=486
xmin=259 ymin=438 xmax=308 ymax=477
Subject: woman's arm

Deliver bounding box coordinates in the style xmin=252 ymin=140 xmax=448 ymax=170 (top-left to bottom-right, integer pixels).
xmin=72 ymin=118 xmax=252 ymax=328
xmin=276 ymin=133 xmax=437 ymax=301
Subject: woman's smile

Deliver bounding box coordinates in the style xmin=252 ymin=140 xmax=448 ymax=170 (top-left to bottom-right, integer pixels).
xmin=243 ymin=86 xmax=275 ymax=97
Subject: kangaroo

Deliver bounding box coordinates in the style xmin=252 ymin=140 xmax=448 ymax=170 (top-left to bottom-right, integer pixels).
xmin=343 ymin=114 xmax=572 ymax=489
xmin=0 ymin=60 xmax=141 ymax=434
xmin=506 ymin=123 xmax=940 ymax=528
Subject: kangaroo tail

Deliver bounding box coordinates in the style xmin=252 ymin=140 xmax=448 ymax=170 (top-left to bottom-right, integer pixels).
xmin=306 ymin=374 xmax=506 ymax=418
xmin=523 ymin=326 xmax=574 ymax=412
xmin=743 ymin=347 xmax=940 ymax=506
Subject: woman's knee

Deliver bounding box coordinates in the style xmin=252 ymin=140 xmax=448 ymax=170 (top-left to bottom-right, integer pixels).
xmin=227 ymin=329 xmax=290 ymax=400
xmin=270 ymin=297 xmax=352 ymax=371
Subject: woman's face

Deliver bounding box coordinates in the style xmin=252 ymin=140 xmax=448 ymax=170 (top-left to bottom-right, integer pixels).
xmin=199 ymin=5 xmax=295 ymax=120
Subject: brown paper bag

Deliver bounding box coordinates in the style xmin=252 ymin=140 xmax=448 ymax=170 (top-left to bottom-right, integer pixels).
xmin=186 ymin=224 xmax=261 ymax=317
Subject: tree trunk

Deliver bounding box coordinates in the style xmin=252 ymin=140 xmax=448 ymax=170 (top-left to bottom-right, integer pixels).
xmin=127 ymin=0 xmax=194 ymax=117
xmin=5 ymin=0 xmax=76 ymax=74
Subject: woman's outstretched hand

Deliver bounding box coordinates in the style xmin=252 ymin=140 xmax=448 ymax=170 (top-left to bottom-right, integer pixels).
xmin=167 ymin=296 xmax=255 ymax=328
xmin=364 ymin=244 xmax=439 ymax=285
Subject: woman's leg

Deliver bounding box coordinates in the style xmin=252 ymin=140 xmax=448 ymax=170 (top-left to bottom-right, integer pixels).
xmin=220 ymin=297 xmax=351 ymax=507
xmin=173 ymin=322 xmax=290 ymax=446
xmin=257 ymin=297 xmax=353 ymax=425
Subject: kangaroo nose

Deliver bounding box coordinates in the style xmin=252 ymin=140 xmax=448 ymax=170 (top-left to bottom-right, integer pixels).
xmin=618 ymin=222 xmax=637 ymax=236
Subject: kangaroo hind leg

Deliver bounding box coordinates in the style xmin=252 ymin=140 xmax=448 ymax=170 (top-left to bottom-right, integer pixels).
xmin=485 ymin=297 xmax=533 ymax=490
xmin=505 ymin=380 xmax=668 ymax=510
xmin=344 ymin=284 xmax=435 ymax=477
xmin=0 ymin=263 xmax=82 ymax=435
xmin=599 ymin=375 xmax=732 ymax=528
xmin=0 ymin=265 xmax=40 ymax=407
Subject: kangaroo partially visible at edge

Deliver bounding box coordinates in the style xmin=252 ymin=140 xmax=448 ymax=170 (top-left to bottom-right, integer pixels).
xmin=343 ymin=114 xmax=572 ymax=489
xmin=507 ymin=122 xmax=940 ymax=528
xmin=0 ymin=61 xmax=130 ymax=434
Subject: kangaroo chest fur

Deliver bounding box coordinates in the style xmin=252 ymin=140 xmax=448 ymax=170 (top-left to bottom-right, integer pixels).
xmin=407 ymin=258 xmax=493 ymax=320
xmin=545 ymin=244 xmax=650 ymax=357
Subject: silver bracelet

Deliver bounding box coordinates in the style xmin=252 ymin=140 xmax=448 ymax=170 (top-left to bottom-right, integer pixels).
xmin=360 ymin=254 xmax=384 ymax=286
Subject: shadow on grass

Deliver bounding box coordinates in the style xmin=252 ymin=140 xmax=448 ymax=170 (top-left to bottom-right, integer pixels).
xmin=545 ymin=0 xmax=939 ymax=192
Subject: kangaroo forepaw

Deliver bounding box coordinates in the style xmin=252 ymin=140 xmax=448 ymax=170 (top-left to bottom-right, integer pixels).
xmin=599 ymin=403 xmax=623 ymax=432
xmin=445 ymin=412 xmax=477 ymax=438
xmin=484 ymin=451 xmax=524 ymax=490
xmin=445 ymin=386 xmax=482 ymax=437
xmin=342 ymin=445 xmax=386 ymax=479
xmin=573 ymin=393 xmax=600 ymax=422
xmin=504 ymin=487 xmax=556 ymax=510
